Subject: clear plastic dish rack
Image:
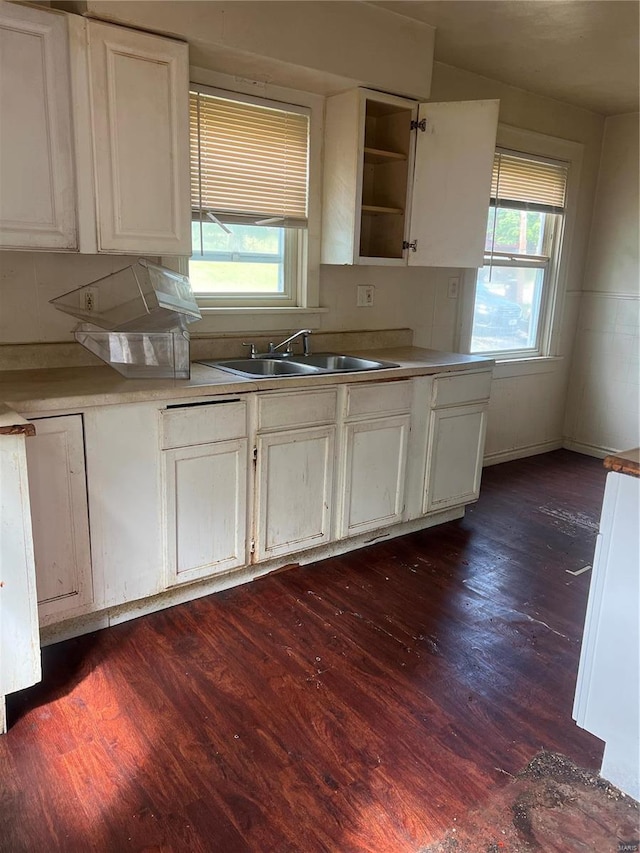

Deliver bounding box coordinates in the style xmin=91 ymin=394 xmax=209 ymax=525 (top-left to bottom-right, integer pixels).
xmin=51 ymin=260 xmax=201 ymax=379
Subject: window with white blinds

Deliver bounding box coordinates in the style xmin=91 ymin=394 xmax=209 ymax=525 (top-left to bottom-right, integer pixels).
xmin=491 ymin=149 xmax=568 ymax=214
xmin=468 ymin=147 xmax=569 ymax=358
xmin=187 ymin=85 xmax=310 ymax=305
xmin=189 ymin=87 xmax=310 ymax=229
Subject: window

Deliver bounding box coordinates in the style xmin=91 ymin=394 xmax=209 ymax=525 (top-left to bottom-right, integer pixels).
xmin=189 ymin=85 xmax=309 ymax=306
xmin=469 ymin=149 xmax=568 ymax=357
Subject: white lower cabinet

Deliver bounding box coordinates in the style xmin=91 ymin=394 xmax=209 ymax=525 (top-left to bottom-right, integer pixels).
xmin=338 ymin=380 xmax=412 ymax=537
xmin=21 ymin=370 xmax=492 ymax=632
xmin=339 ymin=414 xmax=410 ymax=538
xmin=25 ymin=415 xmax=93 ymax=625
xmin=423 ymin=372 xmax=490 ymax=513
xmin=255 ymin=425 xmax=335 ymax=561
xmin=161 ymin=400 xmax=248 ymax=586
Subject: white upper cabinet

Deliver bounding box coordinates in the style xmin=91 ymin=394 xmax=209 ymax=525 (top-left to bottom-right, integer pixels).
xmin=0 ymin=5 xmax=190 ymax=255
xmin=321 ymin=88 xmax=499 ymax=268
xmin=86 ymin=20 xmax=191 ymax=255
xmin=0 ymin=2 xmax=77 ymax=249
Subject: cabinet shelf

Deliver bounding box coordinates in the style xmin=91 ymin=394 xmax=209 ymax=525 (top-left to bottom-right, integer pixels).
xmin=364 ymin=146 xmax=407 ymax=164
xmin=361 ymin=204 xmax=404 ymax=216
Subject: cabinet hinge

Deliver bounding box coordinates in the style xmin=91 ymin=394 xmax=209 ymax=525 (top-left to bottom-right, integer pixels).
xmin=250 ymin=538 xmax=256 ymax=555
xmin=403 ymin=240 xmax=418 ymax=252
xmin=252 ymin=446 xmax=257 ymax=463
xmin=411 ymin=118 xmax=427 ymax=132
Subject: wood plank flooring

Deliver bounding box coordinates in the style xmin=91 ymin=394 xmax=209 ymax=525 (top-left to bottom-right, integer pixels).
xmin=1 ymin=450 xmax=608 ymax=852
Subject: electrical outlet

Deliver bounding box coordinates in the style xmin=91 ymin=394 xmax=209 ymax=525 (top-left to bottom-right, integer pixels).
xmin=84 ymin=289 xmax=98 ymax=312
xmin=357 ymin=285 xmax=375 ymax=307
xmin=447 ymin=276 xmax=460 ymax=299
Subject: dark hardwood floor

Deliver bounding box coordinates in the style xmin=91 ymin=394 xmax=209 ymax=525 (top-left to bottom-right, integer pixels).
xmin=1 ymin=450 xmax=608 ymax=852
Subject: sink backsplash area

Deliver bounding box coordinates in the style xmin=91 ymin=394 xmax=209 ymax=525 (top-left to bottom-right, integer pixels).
xmin=0 ymin=328 xmax=413 ymax=372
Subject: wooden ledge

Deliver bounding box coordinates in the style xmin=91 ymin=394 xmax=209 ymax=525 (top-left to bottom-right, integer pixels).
xmin=604 ymin=447 xmax=640 ymax=478
xmin=0 ymin=403 xmax=35 ymax=437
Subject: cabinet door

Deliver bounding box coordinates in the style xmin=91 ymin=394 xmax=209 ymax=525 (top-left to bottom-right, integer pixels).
xmin=423 ymin=403 xmax=488 ymax=513
xmin=255 ymin=426 xmax=335 ymax=561
xmin=25 ymin=415 xmax=93 ymax=625
xmin=163 ymin=439 xmax=248 ymax=586
xmin=0 ymin=2 xmax=76 ymax=249
xmin=340 ymin=415 xmax=410 ymax=538
xmin=409 ymin=99 xmax=499 ymax=268
xmin=88 ymin=21 xmax=190 ymax=255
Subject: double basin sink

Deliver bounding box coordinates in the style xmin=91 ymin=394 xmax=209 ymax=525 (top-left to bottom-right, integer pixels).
xmin=198 ymin=353 xmax=400 ymax=378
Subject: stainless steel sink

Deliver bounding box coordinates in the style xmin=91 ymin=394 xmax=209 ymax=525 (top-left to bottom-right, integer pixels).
xmin=201 ymin=358 xmax=323 ymax=377
xmin=294 ymin=354 xmax=399 ymax=371
xmin=197 ymin=352 xmax=399 ymax=378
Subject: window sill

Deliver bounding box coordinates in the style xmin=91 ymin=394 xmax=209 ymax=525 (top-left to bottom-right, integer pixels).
xmin=192 ymin=306 xmax=329 ymax=335
xmin=492 ymin=355 xmax=564 ymax=379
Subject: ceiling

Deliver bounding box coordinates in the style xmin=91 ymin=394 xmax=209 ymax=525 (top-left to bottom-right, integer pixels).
xmin=373 ymin=1 xmax=639 ymax=115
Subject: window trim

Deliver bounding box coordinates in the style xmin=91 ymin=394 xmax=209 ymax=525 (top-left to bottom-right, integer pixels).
xmin=456 ymin=124 xmax=583 ymax=362
xmin=174 ymin=67 xmax=323 ymax=319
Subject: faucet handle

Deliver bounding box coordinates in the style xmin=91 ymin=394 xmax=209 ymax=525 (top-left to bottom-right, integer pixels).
xmin=302 ymin=331 xmax=311 ymax=356
xmin=241 ymin=342 xmax=257 ymax=358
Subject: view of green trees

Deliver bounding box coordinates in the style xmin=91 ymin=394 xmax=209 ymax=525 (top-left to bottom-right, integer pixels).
xmin=485 ymin=207 xmax=546 ymax=256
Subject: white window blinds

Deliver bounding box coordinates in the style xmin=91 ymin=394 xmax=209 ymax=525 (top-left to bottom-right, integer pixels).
xmin=189 ymin=87 xmax=310 ymax=229
xmin=491 ymin=149 xmax=568 ymax=214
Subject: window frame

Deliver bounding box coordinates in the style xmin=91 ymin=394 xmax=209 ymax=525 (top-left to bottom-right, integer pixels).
xmin=183 ymin=78 xmax=318 ymax=312
xmin=457 ymin=125 xmax=583 ymax=363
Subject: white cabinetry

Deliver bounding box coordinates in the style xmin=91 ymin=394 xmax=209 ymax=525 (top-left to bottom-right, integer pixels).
xmin=423 ymin=372 xmax=491 ymax=513
xmin=86 ymin=20 xmax=191 ymax=255
xmin=0 ymin=2 xmax=76 ymax=249
xmin=254 ymin=390 xmax=337 ymax=562
xmin=321 ymin=88 xmax=499 ymax=267
xmin=25 ymin=415 xmax=93 ymax=625
xmin=338 ymin=382 xmax=412 ymax=537
xmin=161 ymin=400 xmax=248 ymax=585
xmin=0 ymin=4 xmax=190 ymax=255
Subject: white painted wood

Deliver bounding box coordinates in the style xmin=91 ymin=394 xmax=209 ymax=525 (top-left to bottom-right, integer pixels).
xmin=161 ymin=400 xmax=246 ymax=449
xmin=346 ymin=380 xmax=412 ymax=419
xmin=0 ymin=2 xmax=76 ymax=249
xmin=83 ymin=403 xmax=164 ymax=608
xmin=339 ymin=415 xmax=410 ymax=538
xmin=255 ymin=425 xmax=335 ymax=561
xmin=25 ymin=415 xmax=93 ymax=626
xmin=409 ymin=100 xmax=499 ymax=268
xmin=0 ymin=431 xmax=41 ymax=723
xmin=432 ymin=370 xmax=493 ymax=408
xmin=257 ymin=389 xmax=337 ymax=431
xmin=321 ymin=88 xmax=362 ymax=265
xmin=87 ymin=20 xmax=191 ymax=255
xmin=321 ymin=88 xmax=417 ymax=265
xmin=573 ymin=471 xmax=640 ymax=800
xmin=424 ymin=403 xmax=488 ymax=513
xmin=67 ymin=13 xmax=98 ymax=254
xmin=322 ymin=91 xmax=498 ymax=268
xmin=163 ymin=439 xmax=248 ymax=586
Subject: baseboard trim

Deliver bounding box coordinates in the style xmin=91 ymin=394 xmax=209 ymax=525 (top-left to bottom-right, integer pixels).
xmin=483 ymin=439 xmax=563 ymax=467
xmin=561 ymin=439 xmax=611 ymax=459
xmin=39 ymin=506 xmax=465 ymax=647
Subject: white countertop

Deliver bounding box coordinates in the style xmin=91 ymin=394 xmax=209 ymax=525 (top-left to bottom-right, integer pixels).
xmin=0 ymin=347 xmax=494 ymax=415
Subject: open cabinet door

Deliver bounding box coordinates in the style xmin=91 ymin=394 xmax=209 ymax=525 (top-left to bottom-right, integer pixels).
xmin=408 ymin=99 xmax=499 ymax=268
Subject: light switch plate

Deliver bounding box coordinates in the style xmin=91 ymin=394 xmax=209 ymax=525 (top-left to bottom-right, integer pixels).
xmin=357 ymin=285 xmax=375 ymax=307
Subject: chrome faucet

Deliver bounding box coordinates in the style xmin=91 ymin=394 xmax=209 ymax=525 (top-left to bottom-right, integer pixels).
xmin=268 ymin=329 xmax=312 ymax=356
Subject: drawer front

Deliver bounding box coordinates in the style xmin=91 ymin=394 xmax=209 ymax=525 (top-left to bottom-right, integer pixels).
xmin=257 ymin=389 xmax=337 ymax=431
xmin=432 ymin=371 xmax=492 ymax=408
xmin=346 ymin=380 xmax=412 ymax=419
xmin=161 ymin=400 xmax=246 ymax=449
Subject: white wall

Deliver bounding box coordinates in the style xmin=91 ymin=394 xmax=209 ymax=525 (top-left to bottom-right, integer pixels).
xmin=564 ymin=113 xmax=640 ymax=455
